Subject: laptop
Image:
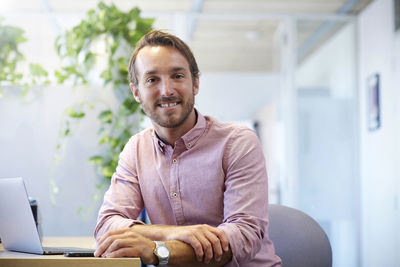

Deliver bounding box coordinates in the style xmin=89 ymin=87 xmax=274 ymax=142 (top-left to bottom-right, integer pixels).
xmin=0 ymin=177 xmax=95 ymax=255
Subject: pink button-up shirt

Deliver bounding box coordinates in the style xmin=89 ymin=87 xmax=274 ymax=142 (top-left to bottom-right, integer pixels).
xmin=95 ymin=111 xmax=281 ymax=267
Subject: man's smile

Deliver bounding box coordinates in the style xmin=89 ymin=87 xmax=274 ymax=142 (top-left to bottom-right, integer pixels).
xmin=156 ymin=96 xmax=182 ymax=109
xmin=159 ymin=102 xmax=178 ymax=108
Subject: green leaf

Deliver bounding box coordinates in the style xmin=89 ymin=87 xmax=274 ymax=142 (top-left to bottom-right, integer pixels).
xmin=100 ymin=69 xmax=112 ymax=82
xmin=88 ymin=155 xmax=103 ymax=165
xmin=98 ymin=126 xmax=106 ymax=135
xmin=19 ymin=84 xmax=30 ymax=98
xmin=99 ymin=135 xmax=119 ymax=148
xmin=120 ymin=129 xmax=132 ymax=145
xmin=110 ymin=41 xmax=118 ymax=55
xmin=76 ymin=207 xmax=83 ymax=214
xmin=109 ymin=137 xmax=119 ymax=148
xmin=99 ymin=136 xmax=109 ymax=145
xmin=115 ymin=117 xmax=126 ymax=130
xmin=55 ymin=70 xmax=68 ymax=83
xmin=83 ymin=52 xmax=94 ymax=67
xmin=96 ymin=181 xmax=108 ymax=190
xmin=29 ymin=63 xmax=48 ymax=77
xmin=122 ymin=98 xmax=139 ymax=114
xmin=98 ymin=110 xmax=113 ymax=123
xmin=128 ymin=7 xmax=141 ymax=19
xmin=86 ymin=102 xmax=94 ymax=109
xmin=102 ymin=166 xmax=114 ymax=179
xmin=117 ymin=57 xmax=127 ymax=70
xmin=66 ymin=108 xmax=85 ymax=118
xmin=88 ymin=10 xmax=95 ymax=16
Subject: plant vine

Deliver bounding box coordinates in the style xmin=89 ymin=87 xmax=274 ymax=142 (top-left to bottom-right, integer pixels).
xmin=54 ymin=2 xmax=154 ymax=185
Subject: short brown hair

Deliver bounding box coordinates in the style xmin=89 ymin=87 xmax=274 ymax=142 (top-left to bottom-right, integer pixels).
xmin=128 ymin=30 xmax=200 ymax=86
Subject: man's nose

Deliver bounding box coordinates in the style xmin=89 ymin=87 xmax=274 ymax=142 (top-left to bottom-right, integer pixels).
xmin=159 ymin=78 xmax=174 ymax=96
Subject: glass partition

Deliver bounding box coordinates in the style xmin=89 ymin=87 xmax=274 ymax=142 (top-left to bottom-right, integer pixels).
xmin=296 ymin=19 xmax=359 ymax=267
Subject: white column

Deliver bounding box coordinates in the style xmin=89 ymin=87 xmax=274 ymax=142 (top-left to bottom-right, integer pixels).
xmin=278 ymin=16 xmax=298 ymax=207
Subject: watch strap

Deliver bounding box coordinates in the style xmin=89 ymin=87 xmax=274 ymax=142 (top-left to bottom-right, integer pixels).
xmin=154 ymin=241 xmax=169 ymax=266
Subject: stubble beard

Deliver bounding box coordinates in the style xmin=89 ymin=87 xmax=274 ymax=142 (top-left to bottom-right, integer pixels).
xmin=141 ymin=89 xmax=195 ymax=129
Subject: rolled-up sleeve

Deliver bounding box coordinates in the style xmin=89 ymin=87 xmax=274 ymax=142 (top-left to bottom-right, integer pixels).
xmin=218 ymin=128 xmax=270 ymax=265
xmin=94 ymin=137 xmax=145 ymax=240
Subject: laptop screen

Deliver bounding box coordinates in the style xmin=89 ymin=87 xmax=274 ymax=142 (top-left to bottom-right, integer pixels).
xmin=0 ymin=177 xmax=44 ymax=254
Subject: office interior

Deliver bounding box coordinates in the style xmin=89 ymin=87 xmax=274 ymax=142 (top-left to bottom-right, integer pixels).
xmin=0 ymin=0 xmax=399 ymax=266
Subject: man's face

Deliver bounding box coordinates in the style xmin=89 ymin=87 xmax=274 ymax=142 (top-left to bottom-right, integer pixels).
xmin=131 ymin=46 xmax=199 ymax=129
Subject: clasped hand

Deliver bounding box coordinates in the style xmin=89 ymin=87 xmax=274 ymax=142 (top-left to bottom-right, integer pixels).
xmin=163 ymin=224 xmax=229 ymax=263
xmin=94 ymin=228 xmax=156 ymax=264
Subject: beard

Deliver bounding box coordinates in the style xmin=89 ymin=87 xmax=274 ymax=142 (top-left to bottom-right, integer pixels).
xmin=141 ymin=89 xmax=195 ymax=129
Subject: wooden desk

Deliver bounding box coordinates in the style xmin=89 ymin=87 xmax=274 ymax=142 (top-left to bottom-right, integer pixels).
xmin=0 ymin=237 xmax=141 ymax=267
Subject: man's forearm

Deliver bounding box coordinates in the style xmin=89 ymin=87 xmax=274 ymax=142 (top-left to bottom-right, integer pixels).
xmin=165 ymin=240 xmax=232 ymax=267
xmin=131 ymin=224 xmax=171 ymax=240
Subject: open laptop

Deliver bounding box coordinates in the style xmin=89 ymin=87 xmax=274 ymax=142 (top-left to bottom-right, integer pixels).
xmin=0 ymin=177 xmax=95 ymax=255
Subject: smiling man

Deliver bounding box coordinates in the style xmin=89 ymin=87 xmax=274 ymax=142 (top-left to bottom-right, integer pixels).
xmin=94 ymin=30 xmax=282 ymax=267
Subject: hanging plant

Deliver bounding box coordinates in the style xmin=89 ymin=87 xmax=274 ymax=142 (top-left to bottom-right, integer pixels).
xmin=0 ymin=17 xmax=49 ymax=99
xmin=54 ymin=2 xmax=154 ymax=184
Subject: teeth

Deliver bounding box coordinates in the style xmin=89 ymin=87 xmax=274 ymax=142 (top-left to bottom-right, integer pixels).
xmin=160 ymin=103 xmax=177 ymax=108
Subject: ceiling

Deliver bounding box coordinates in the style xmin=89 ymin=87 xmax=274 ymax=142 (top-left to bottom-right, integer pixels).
xmin=1 ymin=0 xmax=372 ymax=73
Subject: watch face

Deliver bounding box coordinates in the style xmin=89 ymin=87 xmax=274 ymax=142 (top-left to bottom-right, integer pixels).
xmin=157 ymin=246 xmax=169 ymax=258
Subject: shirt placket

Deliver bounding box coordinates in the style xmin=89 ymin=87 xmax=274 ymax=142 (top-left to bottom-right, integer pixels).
xmin=169 ymin=152 xmax=185 ymax=225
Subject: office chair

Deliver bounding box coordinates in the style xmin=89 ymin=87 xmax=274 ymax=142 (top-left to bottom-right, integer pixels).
xmin=268 ymin=204 xmax=332 ymax=267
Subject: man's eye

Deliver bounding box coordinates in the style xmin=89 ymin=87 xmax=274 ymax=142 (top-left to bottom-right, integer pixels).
xmin=146 ymin=78 xmax=156 ymax=84
xmin=175 ymin=74 xmax=184 ymax=79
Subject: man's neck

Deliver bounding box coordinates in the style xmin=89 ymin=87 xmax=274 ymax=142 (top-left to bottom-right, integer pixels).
xmin=153 ymin=109 xmax=197 ymax=147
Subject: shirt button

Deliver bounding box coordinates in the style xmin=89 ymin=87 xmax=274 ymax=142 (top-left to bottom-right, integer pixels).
xmin=172 ymin=159 xmax=177 ymax=164
xmin=187 ymin=143 xmax=192 ymax=148
xmin=172 ymin=192 xmax=178 ymax=198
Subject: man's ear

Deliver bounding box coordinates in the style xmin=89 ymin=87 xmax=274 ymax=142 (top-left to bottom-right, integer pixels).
xmin=193 ymin=77 xmax=199 ymax=96
xmin=130 ymin=83 xmax=141 ymax=103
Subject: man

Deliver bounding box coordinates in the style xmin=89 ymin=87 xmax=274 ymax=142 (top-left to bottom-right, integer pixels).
xmin=94 ymin=30 xmax=281 ymax=267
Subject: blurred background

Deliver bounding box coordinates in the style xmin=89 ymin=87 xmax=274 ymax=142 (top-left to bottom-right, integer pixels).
xmin=0 ymin=0 xmax=399 ymax=266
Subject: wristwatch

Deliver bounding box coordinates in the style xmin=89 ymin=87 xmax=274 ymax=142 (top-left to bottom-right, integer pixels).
xmin=154 ymin=241 xmax=170 ymax=266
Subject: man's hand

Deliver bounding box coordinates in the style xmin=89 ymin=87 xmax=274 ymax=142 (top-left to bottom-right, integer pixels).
xmin=94 ymin=228 xmax=156 ymax=265
xmin=133 ymin=224 xmax=229 ymax=264
xmin=165 ymin=224 xmax=229 ymax=263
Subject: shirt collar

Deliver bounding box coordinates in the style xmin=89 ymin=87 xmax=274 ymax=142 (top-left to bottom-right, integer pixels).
xmin=181 ymin=109 xmax=206 ymax=150
xmin=153 ymin=108 xmax=207 ymax=152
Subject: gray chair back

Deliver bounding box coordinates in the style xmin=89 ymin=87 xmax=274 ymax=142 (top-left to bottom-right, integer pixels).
xmin=268 ymin=204 xmax=332 ymax=267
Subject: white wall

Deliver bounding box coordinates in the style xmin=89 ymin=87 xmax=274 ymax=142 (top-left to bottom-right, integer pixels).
xmin=196 ymin=72 xmax=280 ymax=122
xmin=296 ymin=22 xmax=357 ymax=99
xmin=357 ymin=0 xmax=400 ymax=265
